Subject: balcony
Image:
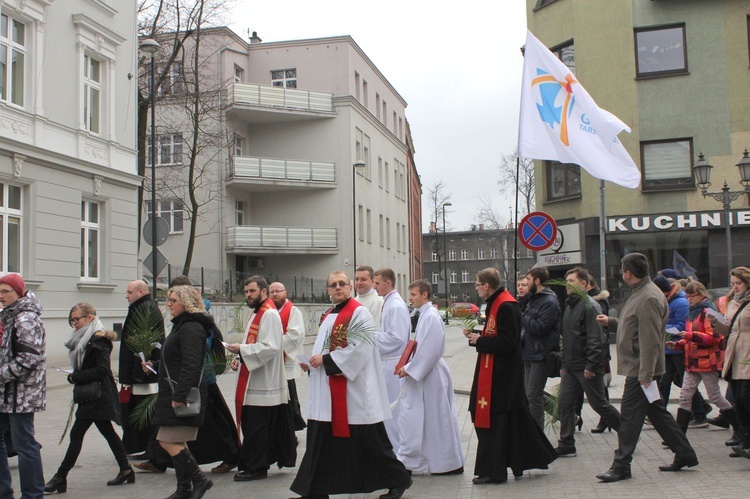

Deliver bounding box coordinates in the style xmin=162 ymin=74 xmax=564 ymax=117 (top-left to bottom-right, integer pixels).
xmin=224 ymin=82 xmax=335 ymax=123
xmin=227 ymin=156 xmax=336 ymax=192
xmin=226 ymin=225 xmax=338 ymax=255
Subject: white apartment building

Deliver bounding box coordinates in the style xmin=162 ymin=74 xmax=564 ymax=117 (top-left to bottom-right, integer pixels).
xmin=0 ymin=0 xmax=140 ymax=358
xmin=143 ymin=28 xmax=413 ymax=296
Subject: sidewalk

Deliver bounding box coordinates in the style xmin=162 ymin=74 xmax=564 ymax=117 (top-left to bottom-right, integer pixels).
xmin=18 ymin=323 xmax=749 ymax=498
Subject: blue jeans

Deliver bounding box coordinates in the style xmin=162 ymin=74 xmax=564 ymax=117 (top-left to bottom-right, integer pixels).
xmin=0 ymin=412 xmax=45 ymax=499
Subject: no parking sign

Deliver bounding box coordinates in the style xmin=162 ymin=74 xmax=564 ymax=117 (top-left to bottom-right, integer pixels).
xmin=518 ymin=212 xmax=557 ymax=252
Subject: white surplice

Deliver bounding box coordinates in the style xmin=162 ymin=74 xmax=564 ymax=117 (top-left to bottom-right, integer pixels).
xmin=238 ymin=306 xmax=288 ymax=406
xmin=356 ymin=288 xmax=383 ymax=328
xmin=280 ymin=301 xmax=306 ymax=380
xmin=396 ymin=302 xmax=464 ymax=473
xmin=377 ymin=290 xmax=411 ymax=450
xmin=306 ymin=302 xmax=390 ymax=424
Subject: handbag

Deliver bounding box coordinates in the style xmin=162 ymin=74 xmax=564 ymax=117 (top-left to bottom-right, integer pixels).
xmin=162 ymin=354 xmax=204 ymax=418
xmin=73 ymin=380 xmax=102 ymax=404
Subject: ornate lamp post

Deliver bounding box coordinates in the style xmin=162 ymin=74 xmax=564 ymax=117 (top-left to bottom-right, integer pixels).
xmin=140 ymin=39 xmax=160 ymax=298
xmin=692 ymin=150 xmax=750 ymax=284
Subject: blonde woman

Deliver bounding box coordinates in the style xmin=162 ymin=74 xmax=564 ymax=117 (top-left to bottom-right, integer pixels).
xmin=44 ymin=303 xmax=133 ymax=493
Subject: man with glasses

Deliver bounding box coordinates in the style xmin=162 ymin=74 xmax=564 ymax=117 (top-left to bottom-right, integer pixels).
xmin=595 ymin=253 xmax=698 ymax=482
xmin=225 ymin=276 xmax=296 ymax=481
xmin=0 ymin=273 xmax=46 ymax=498
xmin=269 ymin=281 xmax=307 ymax=431
xmin=118 ymin=280 xmax=165 ymax=458
xmin=291 ymin=271 xmax=412 ymax=499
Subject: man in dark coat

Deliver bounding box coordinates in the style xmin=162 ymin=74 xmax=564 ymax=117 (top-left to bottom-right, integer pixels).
xmin=555 ymin=267 xmax=621 ymax=456
xmin=521 ymin=266 xmax=561 ymax=428
xmin=465 ymin=268 xmax=557 ymax=485
xmin=118 ymin=280 xmax=164 ymax=455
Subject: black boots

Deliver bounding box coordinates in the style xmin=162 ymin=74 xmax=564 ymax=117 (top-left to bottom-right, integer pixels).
xmin=676 ymin=408 xmax=692 ymax=433
xmin=171 ymin=449 xmax=213 ymax=499
xmin=166 ymin=455 xmax=192 ymax=499
xmin=44 ymin=471 xmax=68 ymax=494
xmin=107 ymin=466 xmax=135 ymax=486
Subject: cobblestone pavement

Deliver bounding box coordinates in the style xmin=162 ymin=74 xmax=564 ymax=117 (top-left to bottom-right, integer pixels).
xmin=11 ymin=323 xmax=749 ymax=498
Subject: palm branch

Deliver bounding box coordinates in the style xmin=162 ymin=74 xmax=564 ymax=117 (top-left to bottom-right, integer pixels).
xmin=323 ymin=315 xmax=377 ymax=351
xmin=58 ymin=400 xmax=76 ymax=445
xmin=129 ymin=393 xmax=158 ymax=430
xmin=545 ymin=278 xmax=592 ymax=306
xmin=125 ymin=306 xmax=164 ymax=361
xmin=205 ymin=350 xmax=236 ymax=377
xmin=543 ymin=385 xmax=561 ymax=430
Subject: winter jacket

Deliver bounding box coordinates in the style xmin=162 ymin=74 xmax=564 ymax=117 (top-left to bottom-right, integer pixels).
xmin=717 ymin=295 xmax=750 ymax=380
xmin=665 ymin=290 xmax=689 ymax=355
xmin=118 ymin=294 xmax=164 ymax=385
xmin=0 ymin=292 xmax=46 ymax=413
xmin=69 ymin=331 xmax=121 ymax=423
xmin=589 ymin=288 xmax=611 ymax=361
xmin=670 ymin=299 xmax=724 ymax=373
xmin=561 ymin=294 xmax=604 ymax=373
xmin=152 ymin=312 xmax=208 ymax=428
xmin=521 ymin=287 xmax=561 ymax=362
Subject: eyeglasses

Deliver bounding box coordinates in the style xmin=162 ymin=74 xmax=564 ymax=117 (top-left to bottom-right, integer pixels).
xmin=70 ymin=316 xmax=88 ymax=324
xmin=474 ymin=282 xmax=486 ymax=288
xmin=269 ymin=290 xmax=285 ymax=294
xmin=0 ymin=289 xmax=15 ymax=295
xmin=167 ymin=298 xmax=177 ymax=304
xmin=327 ymin=281 xmax=349 ymax=289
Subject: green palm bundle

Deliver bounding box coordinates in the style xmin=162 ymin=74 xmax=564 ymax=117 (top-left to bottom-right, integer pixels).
xmin=323 ymin=315 xmax=377 ymax=351
xmin=545 ymin=278 xmax=592 ymax=306
xmin=58 ymin=400 xmax=76 ymax=445
xmin=543 ymin=384 xmax=561 ymax=430
xmin=457 ymin=313 xmax=478 ymax=333
xmin=125 ymin=306 xmax=164 ymax=361
xmin=129 ymin=393 xmax=158 ymax=430
xmin=205 ymin=350 xmax=236 ymax=377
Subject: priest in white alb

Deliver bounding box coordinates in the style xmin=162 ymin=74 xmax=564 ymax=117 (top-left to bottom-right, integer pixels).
xmin=354 ymin=265 xmax=383 ymax=327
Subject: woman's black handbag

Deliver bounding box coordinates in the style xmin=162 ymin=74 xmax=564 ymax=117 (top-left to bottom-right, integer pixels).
xmin=163 ymin=356 xmax=204 ymax=418
xmin=73 ymin=380 xmax=102 ymax=404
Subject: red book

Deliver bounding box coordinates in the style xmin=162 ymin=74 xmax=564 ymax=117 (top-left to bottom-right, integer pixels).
xmin=394 ymin=340 xmax=417 ymax=374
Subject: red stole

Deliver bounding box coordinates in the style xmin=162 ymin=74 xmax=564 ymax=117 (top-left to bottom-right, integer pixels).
xmin=278 ymin=300 xmax=294 ymax=361
xmin=323 ymin=298 xmax=361 ymax=438
xmin=235 ymin=298 xmax=276 ymax=427
xmin=475 ymin=289 xmax=517 ymax=429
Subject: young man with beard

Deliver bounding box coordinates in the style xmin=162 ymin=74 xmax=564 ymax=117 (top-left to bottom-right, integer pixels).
xmin=373 ymin=268 xmax=411 ymax=451
xmin=521 ymin=267 xmax=561 ymax=428
xmin=291 ymin=271 xmax=411 ymax=499
xmin=355 ymin=266 xmax=383 ymax=328
xmin=268 ymin=281 xmax=307 ymax=431
xmin=225 ymin=276 xmax=296 ymax=481
xmin=465 ymin=268 xmax=556 ymax=485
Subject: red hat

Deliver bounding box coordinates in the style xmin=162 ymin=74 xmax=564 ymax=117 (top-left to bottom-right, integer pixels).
xmin=0 ymin=273 xmax=25 ymax=297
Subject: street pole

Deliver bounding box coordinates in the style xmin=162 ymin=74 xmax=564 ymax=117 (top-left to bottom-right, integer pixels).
xmin=442 ymin=202 xmax=452 ymax=323
xmin=352 ymin=161 xmax=365 ymax=276
xmin=721 ymin=183 xmax=734 ymax=274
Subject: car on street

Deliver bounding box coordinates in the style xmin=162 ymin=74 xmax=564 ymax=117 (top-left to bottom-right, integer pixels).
xmin=449 ymin=302 xmax=480 ymax=319
xmin=478 ymin=303 xmax=487 ymax=324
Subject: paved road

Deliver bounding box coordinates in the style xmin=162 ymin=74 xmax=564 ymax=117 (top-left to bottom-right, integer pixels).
xmin=12 ymin=322 xmax=750 ymax=498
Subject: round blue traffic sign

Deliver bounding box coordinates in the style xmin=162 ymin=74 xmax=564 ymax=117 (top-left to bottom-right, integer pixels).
xmin=519 ymin=212 xmax=558 ymax=251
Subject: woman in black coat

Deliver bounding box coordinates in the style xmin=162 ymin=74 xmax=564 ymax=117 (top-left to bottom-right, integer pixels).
xmin=153 ymin=285 xmax=212 ymax=499
xmin=44 ymin=303 xmax=133 ymax=493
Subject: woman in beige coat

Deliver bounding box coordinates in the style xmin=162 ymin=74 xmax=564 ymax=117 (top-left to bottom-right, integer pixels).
xmin=711 ymin=266 xmax=750 ymax=459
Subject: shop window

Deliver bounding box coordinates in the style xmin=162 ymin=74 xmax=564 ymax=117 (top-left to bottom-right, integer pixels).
xmin=641 ymin=138 xmax=694 ymax=191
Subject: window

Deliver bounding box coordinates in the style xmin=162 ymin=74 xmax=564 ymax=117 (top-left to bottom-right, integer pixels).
xmin=146 ymin=199 xmax=184 ymax=234
xmin=551 ymin=40 xmax=575 ymax=74
xmin=234 ymin=136 xmax=243 ymax=157
xmin=367 ymin=209 xmax=372 ymax=244
xmin=384 ymin=161 xmax=390 ymax=192
xmin=450 ymin=271 xmax=457 ymax=284
xmin=81 ymin=201 xmax=100 ymax=280
xmin=83 ymin=55 xmax=101 ymax=133
xmin=461 ymin=249 xmax=469 ymax=260
xmin=158 ymin=61 xmax=184 ymax=96
xmin=547 ymin=161 xmax=581 ymax=200
xmin=386 ymin=217 xmax=391 ymax=249
xmin=462 ymin=271 xmax=470 ymax=283
xmin=448 ymin=249 xmax=456 ymax=261
xmin=431 ymin=251 xmax=438 ymax=261
xmin=641 ymin=138 xmax=694 ymax=191
xmin=383 ymin=101 xmax=387 ymax=127
xmin=381 ymin=216 xmax=385 ymax=247
xmin=235 ymin=200 xmax=245 ymax=225
xmin=402 ymin=225 xmax=406 ymax=253
xmin=376 ymin=94 xmax=381 ymax=119
xmin=271 ymin=68 xmax=296 ymax=88
xmin=148 ymin=134 xmax=183 ymax=166
xmin=393 ymin=167 xmax=398 ymax=197
xmin=358 ymin=205 xmax=364 ymax=241
xmin=432 ymin=272 xmax=439 ymax=285
xmin=354 ymin=72 xmax=360 ymax=101
xmin=362 ymin=80 xmax=368 ymax=107
xmin=635 ymin=24 xmax=687 ymax=78
xmin=393 ymin=111 xmax=397 ymax=134
xmin=399 ymin=117 xmax=403 ymax=140
xmin=490 ymin=247 xmax=498 ymax=259
xmin=0 ymin=13 xmax=25 ymax=106
xmin=396 ymin=222 xmax=400 ymax=252
xmin=0 ymin=182 xmax=22 ymax=273
xmin=234 ymin=64 xmax=243 ymax=83
xmin=363 ymin=134 xmax=371 ymax=180
xmin=378 ymin=158 xmax=383 ymax=188
xmin=477 ymin=249 xmax=485 ymax=259
xmin=450 ymin=294 xmax=458 ymax=302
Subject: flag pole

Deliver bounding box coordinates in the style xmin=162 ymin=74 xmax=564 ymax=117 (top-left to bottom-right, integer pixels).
xmin=514 ymin=156 xmax=520 ymax=292
xmin=599 ymin=179 xmax=607 ymax=291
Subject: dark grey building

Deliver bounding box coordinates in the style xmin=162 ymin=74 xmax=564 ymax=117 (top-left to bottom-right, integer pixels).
xmin=423 ymin=225 xmax=536 ymax=305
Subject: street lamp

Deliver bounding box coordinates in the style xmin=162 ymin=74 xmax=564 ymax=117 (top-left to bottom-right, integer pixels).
xmin=692 ymin=150 xmax=750 ymax=284
xmin=352 ymin=160 xmax=366 ymax=273
xmin=140 ymin=38 xmax=160 ymax=299
xmin=442 ymin=202 xmax=452 ymax=323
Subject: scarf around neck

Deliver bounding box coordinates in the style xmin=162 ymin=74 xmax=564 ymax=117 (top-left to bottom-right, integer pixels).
xmin=733 ymin=289 xmax=750 ymax=304
xmin=64 ymin=318 xmax=104 ymax=371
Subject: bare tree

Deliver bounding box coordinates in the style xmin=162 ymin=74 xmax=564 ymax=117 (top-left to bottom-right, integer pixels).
xmin=498 ymin=148 xmax=535 ymax=216
xmin=473 ymin=194 xmax=506 ymax=230
xmin=426 ymin=180 xmax=452 ymax=233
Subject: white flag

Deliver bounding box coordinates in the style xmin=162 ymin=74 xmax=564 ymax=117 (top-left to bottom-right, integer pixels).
xmin=518 ymin=31 xmax=641 ymax=189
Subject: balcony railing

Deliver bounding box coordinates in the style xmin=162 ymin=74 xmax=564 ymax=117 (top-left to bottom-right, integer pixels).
xmin=227 ymin=226 xmax=338 ymax=251
xmin=226 ymin=82 xmax=333 ymax=112
xmin=229 ymin=156 xmax=336 ymax=183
